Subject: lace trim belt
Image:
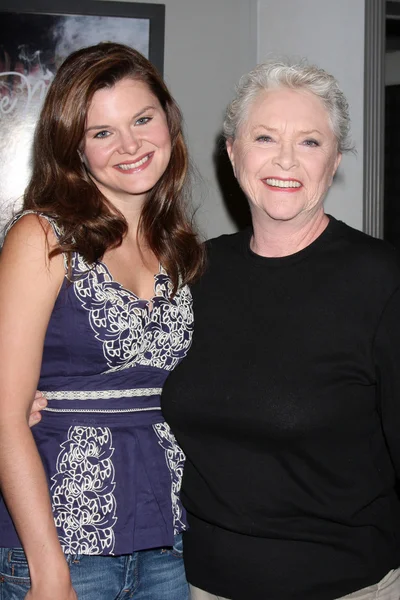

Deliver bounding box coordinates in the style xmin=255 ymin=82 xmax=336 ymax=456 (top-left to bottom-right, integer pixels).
xmin=42 ymin=387 xmax=162 ymax=413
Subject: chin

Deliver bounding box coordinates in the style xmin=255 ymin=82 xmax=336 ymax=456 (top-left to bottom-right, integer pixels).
xmin=121 ymin=179 xmax=160 ymax=196
xmin=262 ymin=206 xmax=304 ymax=222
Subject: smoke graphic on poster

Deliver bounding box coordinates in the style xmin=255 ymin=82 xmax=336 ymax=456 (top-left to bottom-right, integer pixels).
xmin=0 ymin=13 xmax=149 ymax=240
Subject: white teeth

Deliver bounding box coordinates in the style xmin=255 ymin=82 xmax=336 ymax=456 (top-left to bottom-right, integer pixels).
xmin=265 ymin=178 xmax=301 ymax=188
xmin=117 ymin=154 xmax=150 ymax=170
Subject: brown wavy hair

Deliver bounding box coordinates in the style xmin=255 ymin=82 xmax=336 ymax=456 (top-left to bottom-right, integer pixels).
xmin=24 ymin=42 xmax=205 ymax=293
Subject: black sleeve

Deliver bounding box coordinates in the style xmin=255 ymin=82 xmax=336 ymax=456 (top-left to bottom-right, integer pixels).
xmin=373 ymin=287 xmax=400 ymax=478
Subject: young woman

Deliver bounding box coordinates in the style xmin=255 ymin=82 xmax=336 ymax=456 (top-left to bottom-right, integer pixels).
xmin=0 ymin=42 xmax=204 ymax=600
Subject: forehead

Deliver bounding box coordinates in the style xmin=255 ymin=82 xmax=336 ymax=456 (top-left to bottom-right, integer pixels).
xmin=87 ymin=78 xmax=159 ymax=117
xmin=241 ymin=87 xmax=332 ymax=134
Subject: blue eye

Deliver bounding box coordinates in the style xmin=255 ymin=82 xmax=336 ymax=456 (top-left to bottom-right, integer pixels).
xmin=94 ymin=130 xmax=110 ymax=139
xmin=136 ymin=116 xmax=152 ymax=126
xmin=303 ymin=139 xmax=319 ymax=147
xmin=256 ymin=135 xmax=273 ymax=143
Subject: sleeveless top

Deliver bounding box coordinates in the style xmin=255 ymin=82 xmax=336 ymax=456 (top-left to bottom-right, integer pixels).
xmin=0 ymin=212 xmax=192 ymax=556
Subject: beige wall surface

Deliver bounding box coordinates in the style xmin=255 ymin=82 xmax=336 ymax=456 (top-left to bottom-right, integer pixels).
xmin=257 ymin=0 xmax=366 ymax=231
xmin=102 ymin=0 xmax=366 ymax=236
xmin=101 ymin=0 xmax=258 ymax=239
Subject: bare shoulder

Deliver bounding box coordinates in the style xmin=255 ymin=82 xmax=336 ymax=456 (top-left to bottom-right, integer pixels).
xmin=1 ymin=213 xmax=64 ymax=283
xmin=3 ymin=213 xmax=58 ymax=252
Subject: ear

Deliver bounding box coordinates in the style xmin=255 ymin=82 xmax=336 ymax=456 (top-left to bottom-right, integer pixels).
xmin=329 ymin=152 xmax=342 ymax=186
xmin=226 ymin=138 xmax=236 ymax=177
xmin=334 ymin=152 xmax=342 ymax=173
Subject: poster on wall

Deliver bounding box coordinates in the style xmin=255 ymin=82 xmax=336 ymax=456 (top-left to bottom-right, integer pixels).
xmin=0 ymin=0 xmax=165 ymax=239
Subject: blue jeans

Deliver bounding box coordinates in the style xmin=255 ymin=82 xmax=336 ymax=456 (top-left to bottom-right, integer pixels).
xmin=0 ymin=534 xmax=189 ymax=600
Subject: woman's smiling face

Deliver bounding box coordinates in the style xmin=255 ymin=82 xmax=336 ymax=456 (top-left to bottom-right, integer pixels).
xmin=226 ymin=87 xmax=341 ymax=226
xmin=81 ymin=77 xmax=172 ymax=210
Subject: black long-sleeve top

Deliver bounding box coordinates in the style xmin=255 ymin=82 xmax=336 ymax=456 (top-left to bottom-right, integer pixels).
xmin=162 ymin=216 xmax=400 ymax=600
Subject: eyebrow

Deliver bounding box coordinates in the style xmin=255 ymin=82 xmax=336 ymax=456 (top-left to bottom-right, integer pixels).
xmin=85 ymin=104 xmax=157 ymax=133
xmin=252 ymin=125 xmax=323 ymax=136
xmin=298 ymin=129 xmax=323 ymax=136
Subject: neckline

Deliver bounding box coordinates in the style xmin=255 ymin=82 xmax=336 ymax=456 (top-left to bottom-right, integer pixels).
xmin=242 ymin=214 xmax=341 ymax=268
xmin=97 ymin=259 xmax=164 ymax=305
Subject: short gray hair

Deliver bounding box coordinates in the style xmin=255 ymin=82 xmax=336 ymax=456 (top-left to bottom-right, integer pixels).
xmin=223 ymin=58 xmax=354 ymax=153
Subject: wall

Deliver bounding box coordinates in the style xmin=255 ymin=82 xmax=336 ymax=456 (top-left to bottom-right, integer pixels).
xmin=101 ymin=0 xmax=366 ymax=235
xmin=102 ymin=0 xmax=257 ymax=239
xmin=386 ymin=51 xmax=400 ymax=85
xmin=257 ymin=0 xmax=366 ymax=231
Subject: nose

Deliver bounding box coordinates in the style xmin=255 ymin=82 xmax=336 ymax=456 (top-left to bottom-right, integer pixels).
xmin=118 ymin=128 xmax=141 ymax=154
xmin=272 ymin=141 xmax=298 ymax=171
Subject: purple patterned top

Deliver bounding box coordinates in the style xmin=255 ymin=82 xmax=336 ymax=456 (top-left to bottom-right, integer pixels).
xmin=0 ymin=212 xmax=192 ymax=555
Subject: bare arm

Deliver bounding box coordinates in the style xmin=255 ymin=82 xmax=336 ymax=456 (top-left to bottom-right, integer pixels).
xmin=0 ymin=215 xmax=76 ymax=600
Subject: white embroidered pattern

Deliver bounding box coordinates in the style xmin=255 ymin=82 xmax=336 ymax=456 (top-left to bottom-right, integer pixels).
xmin=153 ymin=422 xmax=186 ymax=534
xmin=70 ymin=253 xmax=193 ymax=373
xmin=51 ymin=426 xmax=117 ymax=555
xmin=43 ymin=388 xmax=162 ymax=400
xmin=9 ymin=213 xmax=192 ymax=552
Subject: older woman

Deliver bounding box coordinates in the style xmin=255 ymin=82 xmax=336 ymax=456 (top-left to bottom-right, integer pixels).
xmin=161 ymin=61 xmax=400 ymax=599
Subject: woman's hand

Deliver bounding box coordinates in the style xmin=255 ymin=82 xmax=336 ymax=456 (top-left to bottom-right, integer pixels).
xmin=28 ymin=391 xmax=47 ymax=427
xmin=24 ymin=555 xmax=77 ymax=600
xmin=25 ymin=583 xmax=77 ymax=600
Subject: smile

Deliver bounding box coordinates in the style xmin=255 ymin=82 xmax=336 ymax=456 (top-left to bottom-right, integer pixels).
xmin=115 ymin=153 xmax=153 ymax=171
xmin=264 ymin=178 xmax=302 ymax=188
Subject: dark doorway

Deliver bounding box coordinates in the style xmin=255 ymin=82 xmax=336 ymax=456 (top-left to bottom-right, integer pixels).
xmin=384 ymin=3 xmax=400 ymax=250
xmin=384 ymin=85 xmax=400 ymax=247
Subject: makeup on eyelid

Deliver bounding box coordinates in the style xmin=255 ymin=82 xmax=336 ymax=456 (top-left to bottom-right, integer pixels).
xmin=81 ymin=78 xmax=171 ymax=212
xmin=226 ymin=87 xmax=341 ymax=225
